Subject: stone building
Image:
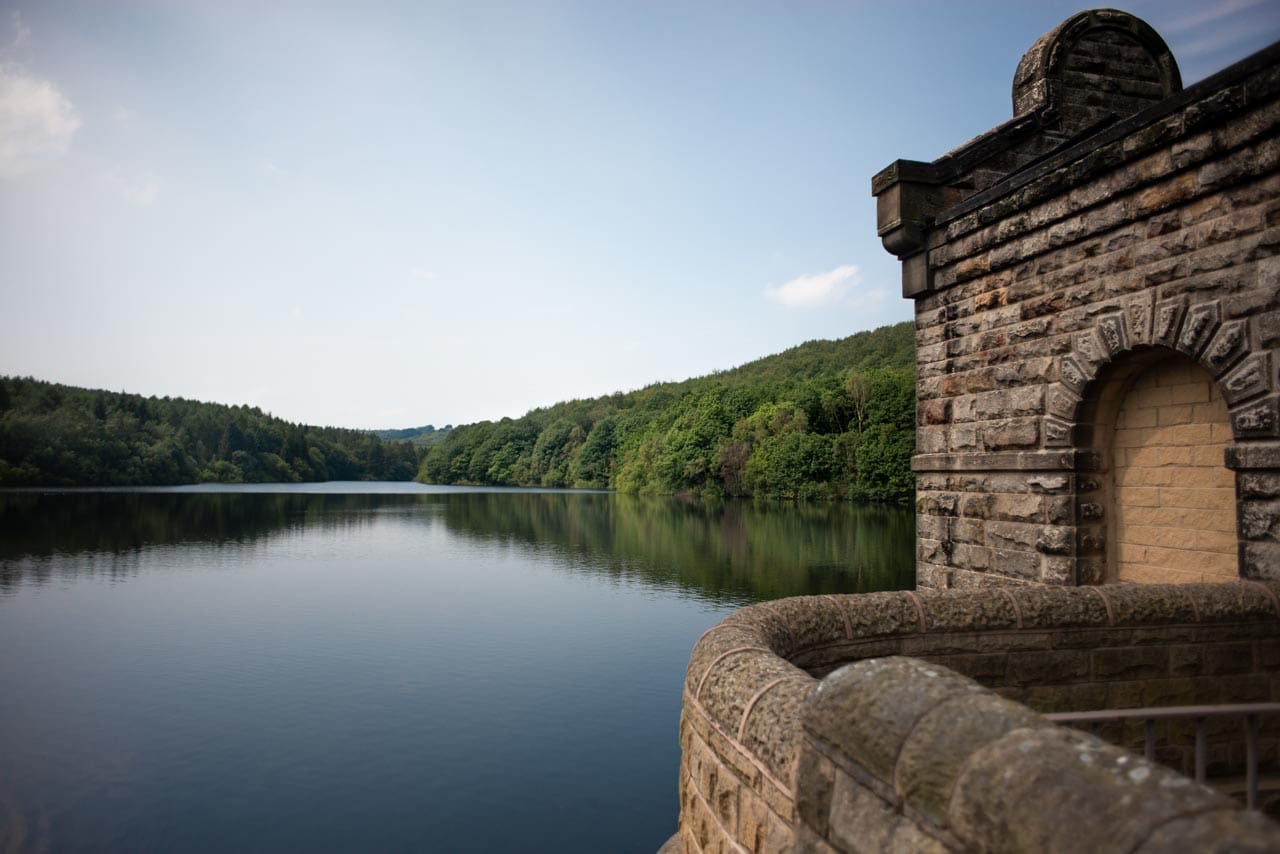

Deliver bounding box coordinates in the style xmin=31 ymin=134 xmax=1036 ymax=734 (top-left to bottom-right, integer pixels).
xmin=665 ymin=10 xmax=1280 ymax=853
xmin=873 ymin=8 xmax=1280 ymax=590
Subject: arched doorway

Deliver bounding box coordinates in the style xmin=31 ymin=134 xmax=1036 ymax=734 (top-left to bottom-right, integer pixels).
xmin=1103 ymin=352 xmax=1238 ymax=583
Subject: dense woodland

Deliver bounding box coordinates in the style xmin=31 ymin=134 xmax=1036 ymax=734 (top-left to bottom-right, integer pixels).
xmin=0 ymin=321 xmax=916 ymax=496
xmin=0 ymin=377 xmax=420 ymax=486
xmin=418 ymin=322 xmax=916 ymax=502
xmin=373 ymin=425 xmax=453 ymax=445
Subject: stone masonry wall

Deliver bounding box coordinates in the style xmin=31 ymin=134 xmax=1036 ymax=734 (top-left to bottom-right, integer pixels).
xmin=668 ymin=582 xmax=1280 ymax=853
xmin=874 ymin=10 xmax=1280 ymax=589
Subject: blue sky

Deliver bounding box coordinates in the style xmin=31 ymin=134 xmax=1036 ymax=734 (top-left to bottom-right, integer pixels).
xmin=2 ymin=1 xmax=1278 ymax=429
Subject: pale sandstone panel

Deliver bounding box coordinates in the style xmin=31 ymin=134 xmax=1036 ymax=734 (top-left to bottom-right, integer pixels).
xmin=1112 ymin=358 xmax=1237 ymax=583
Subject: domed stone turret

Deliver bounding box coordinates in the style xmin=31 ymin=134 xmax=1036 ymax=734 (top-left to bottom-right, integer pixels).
xmin=1012 ymin=8 xmax=1182 ymax=134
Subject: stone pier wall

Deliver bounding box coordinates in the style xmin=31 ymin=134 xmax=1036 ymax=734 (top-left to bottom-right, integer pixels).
xmin=669 ymin=583 xmax=1280 ymax=853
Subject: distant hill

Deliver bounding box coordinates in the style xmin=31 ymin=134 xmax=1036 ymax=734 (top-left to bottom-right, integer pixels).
xmin=373 ymin=425 xmax=453 ymax=446
xmin=0 ymin=377 xmax=421 ymax=486
xmin=418 ymin=322 xmax=915 ymax=502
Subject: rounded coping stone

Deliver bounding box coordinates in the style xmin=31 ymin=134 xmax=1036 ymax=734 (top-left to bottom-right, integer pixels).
xmin=1131 ymin=809 xmax=1280 ymax=853
xmin=1006 ymin=584 xmax=1111 ymax=628
xmin=763 ymin=595 xmax=850 ymax=653
xmin=699 ymin=648 xmax=807 ymax=738
xmin=895 ymin=691 xmax=1047 ymax=829
xmin=738 ymin=678 xmax=815 ymax=786
xmin=685 ymin=624 xmax=771 ymax=698
xmin=916 ymin=588 xmax=1020 ymax=632
xmin=949 ymin=724 xmax=1239 ymax=854
xmin=720 ymin=601 xmax=795 ymax=652
xmin=802 ymin=657 xmax=986 ymax=788
xmin=1193 ymin=581 xmax=1280 ymax=622
xmin=1098 ymin=583 xmax=1199 ymax=626
xmin=827 ymin=590 xmax=923 ymax=639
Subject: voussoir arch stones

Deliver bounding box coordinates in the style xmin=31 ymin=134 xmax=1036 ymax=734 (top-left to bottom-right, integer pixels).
xmin=1044 ymin=294 xmax=1279 ymax=446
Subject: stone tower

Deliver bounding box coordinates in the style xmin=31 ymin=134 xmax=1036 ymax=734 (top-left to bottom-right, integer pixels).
xmin=874 ymin=9 xmax=1280 ymax=588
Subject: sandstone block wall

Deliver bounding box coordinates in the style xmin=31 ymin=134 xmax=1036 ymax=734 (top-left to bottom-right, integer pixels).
xmin=1112 ymin=356 xmax=1237 ymax=582
xmin=874 ymin=9 xmax=1280 ymax=589
xmin=669 ymin=582 xmax=1280 ymax=852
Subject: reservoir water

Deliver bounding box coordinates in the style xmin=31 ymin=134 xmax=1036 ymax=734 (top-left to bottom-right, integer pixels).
xmin=0 ymin=484 xmax=913 ymax=853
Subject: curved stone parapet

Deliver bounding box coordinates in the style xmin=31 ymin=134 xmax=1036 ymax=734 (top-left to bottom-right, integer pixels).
xmin=671 ymin=582 xmax=1280 ymax=852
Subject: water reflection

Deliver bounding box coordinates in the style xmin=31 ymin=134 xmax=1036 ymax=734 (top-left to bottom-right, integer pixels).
xmin=0 ymin=486 xmax=914 ymax=852
xmin=440 ymin=492 xmax=913 ymax=601
xmin=0 ymin=489 xmax=913 ymax=601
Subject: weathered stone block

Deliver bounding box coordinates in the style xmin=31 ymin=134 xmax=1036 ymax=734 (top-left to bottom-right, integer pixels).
xmin=824 ymin=772 xmax=897 ymax=853
xmin=1093 ymin=644 xmax=1169 ymax=679
xmin=700 ymin=649 xmax=804 ymax=736
xmin=933 ymin=652 xmax=1009 ymax=682
xmin=765 ymin=596 xmax=850 ymax=652
xmin=980 ymin=417 xmax=1040 ymax=450
xmin=895 ymin=691 xmax=1046 ymax=828
xmin=834 ymin=591 xmax=923 ymax=639
xmin=1133 ymin=809 xmax=1280 ymax=853
xmin=975 ymin=631 xmax=1055 ymax=653
xmin=950 ymin=726 xmax=1235 ymax=853
xmin=793 ymin=823 xmax=839 ymax=854
xmin=1012 ymin=585 xmax=1111 ymax=627
xmin=740 ymin=679 xmax=813 ymax=787
xmin=793 ymin=743 xmax=834 ymax=840
xmin=1007 ymin=648 xmax=1092 ymax=684
xmin=1197 ymin=581 xmax=1279 ymax=620
xmin=1098 ymin=585 xmax=1198 ymax=625
xmin=686 ymin=625 xmax=774 ymax=697
xmin=918 ymin=589 xmax=1019 ymax=632
xmin=803 ymin=658 xmax=984 ymax=786
xmin=738 ymin=788 xmax=788 ymax=854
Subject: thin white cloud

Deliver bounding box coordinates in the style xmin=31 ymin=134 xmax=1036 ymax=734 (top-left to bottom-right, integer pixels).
xmin=1162 ymin=0 xmax=1265 ymax=34
xmin=410 ymin=267 xmax=438 ymax=281
xmin=0 ymin=62 xmax=80 ymax=179
xmin=106 ymin=168 xmax=160 ymax=206
xmin=6 ymin=11 xmax=30 ymax=52
xmin=1180 ymin=17 xmax=1274 ymax=60
xmin=123 ymin=179 xmax=159 ymax=206
xmin=765 ymin=264 xmax=861 ymax=309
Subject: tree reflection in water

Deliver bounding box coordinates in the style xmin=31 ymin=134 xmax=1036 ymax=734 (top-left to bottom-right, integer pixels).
xmin=0 ymin=489 xmax=913 ymax=601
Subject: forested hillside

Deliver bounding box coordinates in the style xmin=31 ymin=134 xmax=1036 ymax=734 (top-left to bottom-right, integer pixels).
xmin=0 ymin=377 xmax=420 ymax=486
xmin=418 ymin=322 xmax=916 ymax=502
xmin=373 ymin=425 xmax=453 ymax=445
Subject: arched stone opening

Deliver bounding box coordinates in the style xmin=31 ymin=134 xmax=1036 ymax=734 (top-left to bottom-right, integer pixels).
xmin=1078 ymin=349 xmax=1239 ymax=584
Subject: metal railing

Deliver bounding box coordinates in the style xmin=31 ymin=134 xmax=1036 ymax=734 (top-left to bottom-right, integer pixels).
xmin=1045 ymin=702 xmax=1280 ymax=811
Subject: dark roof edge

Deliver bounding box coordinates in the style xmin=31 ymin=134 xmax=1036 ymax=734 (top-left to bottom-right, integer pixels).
xmin=933 ymin=39 xmax=1280 ymax=227
xmin=870 ymin=110 xmax=1046 ymax=196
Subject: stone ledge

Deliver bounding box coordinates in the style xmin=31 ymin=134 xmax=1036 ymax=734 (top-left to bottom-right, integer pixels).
xmin=912 ymin=450 xmax=1088 ymax=472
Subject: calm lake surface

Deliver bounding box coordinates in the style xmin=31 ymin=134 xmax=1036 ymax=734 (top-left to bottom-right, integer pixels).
xmin=0 ymin=484 xmax=913 ymax=853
